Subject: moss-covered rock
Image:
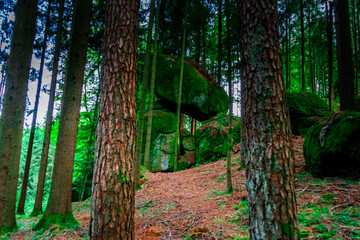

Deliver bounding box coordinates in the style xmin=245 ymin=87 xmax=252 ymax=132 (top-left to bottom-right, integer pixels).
xmin=287 ymin=92 xmax=330 ymax=136
xmin=355 ymin=95 xmax=360 ymax=111
xmin=181 ymin=135 xmax=195 ymax=152
xmin=142 ymin=110 xmax=177 ymax=172
xmin=303 ymin=111 xmax=360 ymax=178
xmin=195 ymin=114 xmax=241 ymax=164
xmin=153 ymin=55 xmax=228 ymax=121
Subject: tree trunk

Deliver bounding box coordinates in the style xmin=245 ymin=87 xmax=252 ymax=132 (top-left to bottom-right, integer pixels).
xmin=17 ymin=0 xmax=53 ymax=215
xmin=174 ymin=0 xmax=187 ymax=171
xmin=31 ymin=0 xmax=65 ymax=216
xmin=135 ymin=0 xmax=155 ymax=189
xmin=225 ymin=0 xmax=233 ymax=193
xmin=34 ymin=0 xmax=92 ymax=231
xmin=327 ymin=2 xmax=335 ymax=113
xmin=89 ymin=0 xmax=139 ymax=238
xmin=239 ymin=0 xmax=299 ymax=239
xmin=351 ymin=0 xmax=359 ymax=95
xmin=301 ymin=0 xmax=306 ymax=91
xmin=144 ymin=0 xmax=160 ymax=171
xmin=0 ymin=0 xmax=38 ymax=232
xmin=217 ymin=0 xmax=223 ymax=84
xmin=285 ymin=0 xmax=290 ymax=90
xmin=335 ymin=0 xmax=355 ymax=110
xmin=190 ymin=119 xmax=197 ymax=136
xmin=308 ymin=3 xmax=315 ymax=93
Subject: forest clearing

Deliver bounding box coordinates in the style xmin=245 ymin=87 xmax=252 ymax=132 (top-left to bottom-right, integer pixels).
xmin=3 ymin=136 xmax=360 ymax=239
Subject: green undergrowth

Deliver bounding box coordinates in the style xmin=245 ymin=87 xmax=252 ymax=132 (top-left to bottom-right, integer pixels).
xmin=298 ymin=204 xmax=360 ymax=239
xmin=33 ymin=212 xmax=79 ymax=231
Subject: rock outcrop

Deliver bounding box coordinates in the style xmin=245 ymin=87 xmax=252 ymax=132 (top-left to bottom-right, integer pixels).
xmin=287 ymin=92 xmax=330 ymax=136
xmin=153 ymin=55 xmax=228 ymax=121
xmin=303 ymin=111 xmax=360 ymax=178
xmin=195 ymin=114 xmax=241 ymax=164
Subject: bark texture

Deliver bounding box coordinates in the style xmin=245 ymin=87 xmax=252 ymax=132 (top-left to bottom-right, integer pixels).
xmin=239 ymin=1 xmax=299 ymax=239
xmin=335 ymin=0 xmax=355 ymax=110
xmin=17 ymin=0 xmax=53 ymax=215
xmin=31 ymin=0 xmax=65 ymax=216
xmin=89 ymin=0 xmax=139 ymax=239
xmin=35 ymin=0 xmax=92 ymax=229
xmin=0 ymin=0 xmax=38 ymax=231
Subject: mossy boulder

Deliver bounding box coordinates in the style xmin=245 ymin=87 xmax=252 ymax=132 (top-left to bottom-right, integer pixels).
xmin=303 ymin=111 xmax=360 ymax=178
xmin=195 ymin=114 xmax=241 ymax=164
xmin=287 ymin=92 xmax=330 ymax=136
xmin=142 ymin=110 xmax=177 ymax=172
xmin=181 ymin=135 xmax=195 ymax=152
xmin=153 ymin=55 xmax=228 ymax=121
xmin=355 ymin=95 xmax=360 ymax=111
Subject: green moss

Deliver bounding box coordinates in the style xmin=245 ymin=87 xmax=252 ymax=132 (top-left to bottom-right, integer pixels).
xmin=355 ymin=95 xmax=360 ymax=111
xmin=287 ymin=92 xmax=330 ymax=136
xmin=195 ymin=114 xmax=241 ymax=164
xmin=153 ymin=55 xmax=228 ymax=121
xmin=30 ymin=208 xmax=43 ymax=217
xmin=33 ymin=212 xmax=79 ymax=231
xmin=304 ymin=111 xmax=360 ymax=178
xmin=281 ymin=220 xmax=296 ymax=238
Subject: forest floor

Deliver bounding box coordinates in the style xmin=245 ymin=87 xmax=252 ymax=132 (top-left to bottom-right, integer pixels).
xmin=3 ymin=136 xmax=360 ymax=240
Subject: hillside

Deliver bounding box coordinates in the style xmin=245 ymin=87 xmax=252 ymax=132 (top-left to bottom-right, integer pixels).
xmin=5 ymin=136 xmax=360 ymax=239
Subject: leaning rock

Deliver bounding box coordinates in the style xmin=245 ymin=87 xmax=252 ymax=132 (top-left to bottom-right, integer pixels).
xmin=287 ymin=92 xmax=330 ymax=136
xmin=153 ymin=55 xmax=228 ymax=121
xmin=195 ymin=114 xmax=241 ymax=164
xmin=303 ymin=111 xmax=360 ymax=178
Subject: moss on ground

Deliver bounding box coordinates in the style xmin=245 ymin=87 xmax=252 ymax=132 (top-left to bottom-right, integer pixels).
xmin=33 ymin=212 xmax=79 ymax=231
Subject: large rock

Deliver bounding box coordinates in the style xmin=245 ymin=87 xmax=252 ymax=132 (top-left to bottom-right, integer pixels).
xmin=195 ymin=114 xmax=241 ymax=164
xmin=303 ymin=111 xmax=360 ymax=178
xmin=287 ymin=92 xmax=330 ymax=136
xmin=153 ymin=55 xmax=228 ymax=121
xmin=142 ymin=110 xmax=177 ymax=172
xmin=355 ymin=95 xmax=360 ymax=111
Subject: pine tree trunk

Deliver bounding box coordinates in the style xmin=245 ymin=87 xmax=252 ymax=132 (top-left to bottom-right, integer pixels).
xmin=217 ymin=0 xmax=223 ymax=84
xmin=0 ymin=0 xmax=38 ymax=232
xmin=34 ymin=0 xmax=92 ymax=230
xmin=144 ymin=0 xmax=160 ymax=171
xmin=308 ymin=4 xmax=315 ymax=93
xmin=285 ymin=0 xmax=290 ymax=90
xmin=239 ymin=0 xmax=299 ymax=239
xmin=135 ymin=0 xmax=155 ymax=188
xmin=327 ymin=2 xmax=335 ymax=113
xmin=335 ymin=0 xmax=355 ymax=110
xmin=17 ymin=0 xmax=53 ymax=215
xmin=225 ymin=0 xmax=232 ymax=193
xmin=351 ymin=0 xmax=358 ymax=95
xmin=89 ymin=0 xmax=139 ymax=238
xmin=174 ymin=0 xmax=187 ymax=171
xmin=301 ymin=0 xmax=306 ymax=91
xmin=31 ymin=0 xmax=65 ymax=216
